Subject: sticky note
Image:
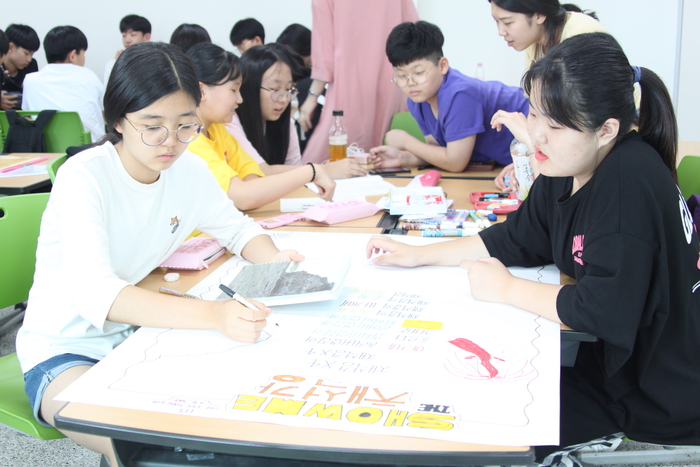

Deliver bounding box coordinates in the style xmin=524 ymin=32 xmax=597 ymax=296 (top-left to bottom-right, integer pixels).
xmin=402 ymin=319 xmax=443 ymax=331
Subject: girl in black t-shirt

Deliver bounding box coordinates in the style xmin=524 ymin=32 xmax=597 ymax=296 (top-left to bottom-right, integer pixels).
xmin=366 ymin=32 xmax=700 ymax=459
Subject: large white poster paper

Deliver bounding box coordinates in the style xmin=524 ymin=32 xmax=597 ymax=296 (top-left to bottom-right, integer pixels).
xmin=58 ymin=233 xmax=561 ymax=446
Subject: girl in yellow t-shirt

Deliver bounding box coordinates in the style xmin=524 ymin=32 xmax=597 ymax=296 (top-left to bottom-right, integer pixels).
xmin=185 ymin=42 xmax=335 ymax=211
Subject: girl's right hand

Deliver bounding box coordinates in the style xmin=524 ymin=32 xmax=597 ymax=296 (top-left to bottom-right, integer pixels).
xmin=216 ymin=298 xmax=271 ymax=343
xmin=490 ymin=110 xmax=530 ymax=144
xmin=311 ymin=164 xmax=336 ymax=201
xmin=366 ymin=235 xmax=422 ymax=267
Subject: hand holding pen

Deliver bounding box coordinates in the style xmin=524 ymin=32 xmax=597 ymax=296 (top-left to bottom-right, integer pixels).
xmin=216 ymin=284 xmax=272 ymax=342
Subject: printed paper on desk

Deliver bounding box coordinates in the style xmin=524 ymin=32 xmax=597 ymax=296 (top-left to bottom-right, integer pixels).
xmin=389 ymin=186 xmax=447 ymax=215
xmin=159 ymin=237 xmax=226 ymax=270
xmin=303 ymin=199 xmax=381 ymax=224
xmin=306 ymin=175 xmax=394 ymax=198
xmin=0 ymin=164 xmax=48 ymax=178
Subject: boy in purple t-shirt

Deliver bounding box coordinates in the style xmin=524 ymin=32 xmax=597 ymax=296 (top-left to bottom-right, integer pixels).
xmin=369 ymin=21 xmax=529 ymax=172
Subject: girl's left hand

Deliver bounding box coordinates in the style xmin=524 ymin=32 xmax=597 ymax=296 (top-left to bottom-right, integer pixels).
xmin=460 ymin=257 xmax=513 ymax=303
xmin=273 ymin=249 xmax=305 ymax=263
xmin=311 ymin=165 xmax=336 ymax=201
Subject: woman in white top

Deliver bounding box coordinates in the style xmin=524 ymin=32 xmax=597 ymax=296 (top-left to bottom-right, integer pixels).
xmin=229 ymin=44 xmax=367 ymax=178
xmin=16 ymin=42 xmax=303 ymax=466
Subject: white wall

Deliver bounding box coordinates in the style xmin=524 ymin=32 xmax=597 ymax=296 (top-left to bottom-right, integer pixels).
xmin=4 ymin=0 xmax=698 ymax=141
xmin=418 ymin=1 xmax=686 ymax=116
xmin=2 ymin=0 xmax=313 ymax=80
xmin=677 ymin=0 xmax=700 ymax=146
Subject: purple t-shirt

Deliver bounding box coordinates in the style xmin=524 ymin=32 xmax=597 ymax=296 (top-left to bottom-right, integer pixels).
xmin=407 ymin=68 xmax=529 ymax=165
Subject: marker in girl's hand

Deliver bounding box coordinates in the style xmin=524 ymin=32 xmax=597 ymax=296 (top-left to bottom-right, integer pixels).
xmin=219 ymin=284 xmax=261 ymax=311
xmin=504 ymin=176 xmax=511 ymax=187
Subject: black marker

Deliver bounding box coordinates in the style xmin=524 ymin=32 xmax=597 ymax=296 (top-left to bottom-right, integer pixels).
xmin=219 ymin=284 xmax=261 ymax=311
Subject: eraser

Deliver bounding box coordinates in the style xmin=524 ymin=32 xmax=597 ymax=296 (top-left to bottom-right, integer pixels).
xmin=420 ymin=170 xmax=442 ymax=187
xmin=164 ymin=273 xmax=180 ymax=282
xmin=488 ymin=213 xmax=497 ymax=221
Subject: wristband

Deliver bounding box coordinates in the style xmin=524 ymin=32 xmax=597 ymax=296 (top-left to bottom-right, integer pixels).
xmin=307 ymin=162 xmax=316 ymax=183
xmin=308 ymin=89 xmax=319 ymax=97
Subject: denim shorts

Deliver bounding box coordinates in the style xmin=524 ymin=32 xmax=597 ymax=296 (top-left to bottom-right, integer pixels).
xmin=24 ymin=353 xmax=99 ymax=427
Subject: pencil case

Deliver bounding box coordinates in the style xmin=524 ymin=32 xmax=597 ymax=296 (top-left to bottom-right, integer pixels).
xmin=470 ymin=192 xmax=521 ymax=214
xmin=159 ymin=238 xmax=226 ymax=270
xmin=303 ymin=199 xmax=381 ymax=224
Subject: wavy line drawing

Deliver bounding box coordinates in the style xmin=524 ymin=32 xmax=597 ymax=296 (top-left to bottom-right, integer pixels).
xmin=107 ymin=328 xmax=271 ymax=396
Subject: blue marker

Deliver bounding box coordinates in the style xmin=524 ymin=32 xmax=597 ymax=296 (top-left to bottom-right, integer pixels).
xmin=422 ymin=229 xmax=479 ymax=237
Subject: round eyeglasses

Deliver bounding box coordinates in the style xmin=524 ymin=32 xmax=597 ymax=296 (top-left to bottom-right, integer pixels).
xmin=391 ymin=66 xmax=434 ymax=88
xmin=260 ymin=86 xmax=299 ymax=103
xmin=124 ymin=117 xmax=203 ymax=146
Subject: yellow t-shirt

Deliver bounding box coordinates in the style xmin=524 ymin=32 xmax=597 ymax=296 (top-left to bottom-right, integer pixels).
xmin=187 ymin=123 xmax=265 ymax=192
xmin=524 ymin=12 xmax=608 ymax=68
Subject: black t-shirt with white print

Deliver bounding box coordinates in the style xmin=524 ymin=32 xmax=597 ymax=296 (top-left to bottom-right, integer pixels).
xmin=481 ymin=131 xmax=700 ymax=445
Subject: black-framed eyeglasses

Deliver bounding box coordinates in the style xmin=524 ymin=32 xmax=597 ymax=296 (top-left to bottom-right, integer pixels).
xmin=124 ymin=117 xmax=203 ymax=146
xmin=391 ymin=65 xmax=434 ymax=88
xmin=260 ymin=86 xmax=299 ymax=103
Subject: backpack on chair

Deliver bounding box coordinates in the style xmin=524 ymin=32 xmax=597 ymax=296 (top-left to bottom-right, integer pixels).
xmin=2 ymin=110 xmax=57 ymax=153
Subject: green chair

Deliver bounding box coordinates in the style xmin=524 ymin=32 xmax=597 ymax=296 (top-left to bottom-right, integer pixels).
xmin=677 ymin=154 xmax=700 ymax=201
xmin=389 ymin=112 xmax=426 ymax=143
xmin=47 ymin=154 xmax=68 ymax=184
xmin=0 ymin=193 xmax=64 ymax=439
xmin=0 ymin=111 xmax=92 ymax=154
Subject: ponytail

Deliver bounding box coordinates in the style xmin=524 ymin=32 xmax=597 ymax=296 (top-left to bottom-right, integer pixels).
xmin=561 ymin=3 xmax=598 ymax=21
xmin=523 ymin=33 xmax=677 ymax=180
xmin=637 ymin=67 xmax=678 ymax=181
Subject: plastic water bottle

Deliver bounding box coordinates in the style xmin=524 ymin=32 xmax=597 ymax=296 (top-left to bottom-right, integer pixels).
xmin=475 ymin=63 xmax=485 ymax=81
xmin=329 ymin=110 xmax=347 ymax=161
xmin=510 ymin=138 xmax=533 ymax=200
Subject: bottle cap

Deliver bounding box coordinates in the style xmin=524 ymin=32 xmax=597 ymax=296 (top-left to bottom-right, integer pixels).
xmin=332 ymin=110 xmax=344 ymax=116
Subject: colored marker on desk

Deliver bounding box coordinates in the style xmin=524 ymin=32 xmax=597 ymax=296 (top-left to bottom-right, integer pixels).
xmin=422 ymin=229 xmax=479 ymax=237
xmin=402 ymin=221 xmax=478 ymax=230
xmin=219 ymin=284 xmax=261 ymax=311
xmin=0 ymin=156 xmax=49 ymax=173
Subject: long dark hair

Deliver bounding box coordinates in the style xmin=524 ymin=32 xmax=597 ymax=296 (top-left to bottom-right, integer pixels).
xmin=489 ymin=0 xmax=597 ymax=54
xmin=104 ymin=42 xmax=201 ymax=144
xmin=522 ymin=33 xmax=678 ymax=180
xmin=237 ymin=45 xmax=295 ymax=165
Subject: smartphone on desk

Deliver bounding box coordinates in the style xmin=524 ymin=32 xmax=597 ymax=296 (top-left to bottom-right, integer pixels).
xmin=466 ymin=161 xmax=495 ymax=171
xmin=369 ymin=167 xmax=411 ymax=175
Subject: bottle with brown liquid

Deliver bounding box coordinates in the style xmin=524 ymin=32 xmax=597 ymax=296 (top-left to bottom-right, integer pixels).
xmin=328 ymin=110 xmax=347 ymax=161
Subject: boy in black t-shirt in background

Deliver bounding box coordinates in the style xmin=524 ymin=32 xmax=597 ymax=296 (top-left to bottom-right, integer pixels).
xmin=1 ymin=24 xmax=40 ymax=110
